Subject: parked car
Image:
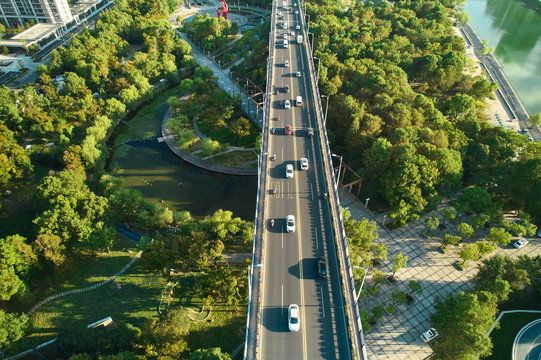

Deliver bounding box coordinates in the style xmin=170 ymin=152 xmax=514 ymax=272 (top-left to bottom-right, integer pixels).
xmin=288 ymin=304 xmax=300 ymax=332
xmin=286 ymin=164 xmax=294 ymax=179
xmin=317 ymin=257 xmax=327 ymax=278
xmin=286 ymin=215 xmax=295 ymax=232
xmin=420 ymin=328 xmax=439 ymax=342
xmin=300 ymin=158 xmax=309 ymax=170
xmin=513 ymin=238 xmax=528 ymax=249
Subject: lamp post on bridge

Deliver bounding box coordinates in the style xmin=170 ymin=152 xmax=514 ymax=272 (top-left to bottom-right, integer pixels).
xmin=314 ymin=56 xmax=320 ymax=85
xmin=321 ymin=94 xmax=329 ymax=126
xmin=331 ymin=153 xmax=342 ymax=192
xmin=352 ymin=266 xmax=370 ymax=305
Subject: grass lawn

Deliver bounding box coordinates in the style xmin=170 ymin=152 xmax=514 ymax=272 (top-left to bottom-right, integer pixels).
xmin=114 ymin=87 xmax=183 ymax=145
xmin=209 ymin=150 xmax=257 ymax=167
xmin=18 ymin=236 xmax=248 ymax=357
xmin=17 ymin=236 xmax=164 ymax=349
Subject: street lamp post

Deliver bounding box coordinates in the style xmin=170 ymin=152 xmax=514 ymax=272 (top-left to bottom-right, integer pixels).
xmin=383 ymin=215 xmax=387 ymax=226
xmin=321 ymin=95 xmax=329 ymax=125
xmin=352 ymin=266 xmax=370 ymax=304
xmin=331 ymin=153 xmax=343 ymax=192
xmin=308 ymin=32 xmax=314 ymax=55
xmin=365 ymin=197 xmax=370 ymax=209
xmin=313 ymin=56 xmax=320 ymax=84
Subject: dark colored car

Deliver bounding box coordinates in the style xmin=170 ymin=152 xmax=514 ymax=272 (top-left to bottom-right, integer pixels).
xmin=317 ymin=257 xmax=327 ymax=278
xmin=285 ymin=124 xmax=292 ymax=135
xmin=284 ymin=85 xmax=289 ymax=93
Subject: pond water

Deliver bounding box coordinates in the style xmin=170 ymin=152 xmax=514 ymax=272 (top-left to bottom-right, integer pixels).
xmin=108 ymin=91 xmax=257 ymax=220
xmin=465 ymin=0 xmax=541 ymax=114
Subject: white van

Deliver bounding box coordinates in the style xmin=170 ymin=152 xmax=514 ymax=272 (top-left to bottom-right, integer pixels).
xmin=284 ymin=40 xmax=288 ymax=48
xmin=296 ymin=96 xmax=302 ymax=107
xmin=282 ymin=1 xmax=287 ymax=9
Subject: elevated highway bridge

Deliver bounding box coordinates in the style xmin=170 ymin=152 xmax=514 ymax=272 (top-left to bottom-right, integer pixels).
xmin=243 ymin=1 xmax=367 ymax=359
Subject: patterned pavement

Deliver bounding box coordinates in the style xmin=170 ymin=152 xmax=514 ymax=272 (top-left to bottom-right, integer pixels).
xmin=339 ymin=190 xmax=540 ymax=359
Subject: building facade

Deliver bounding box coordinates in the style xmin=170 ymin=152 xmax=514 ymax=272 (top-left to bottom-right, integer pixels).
xmin=0 ymin=0 xmax=73 ymax=28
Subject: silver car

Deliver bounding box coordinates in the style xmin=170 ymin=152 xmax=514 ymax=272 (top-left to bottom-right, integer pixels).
xmin=286 ymin=164 xmax=294 ymax=179
xmin=300 ymin=158 xmax=309 ymax=170
xmin=286 ymin=215 xmax=295 ymax=232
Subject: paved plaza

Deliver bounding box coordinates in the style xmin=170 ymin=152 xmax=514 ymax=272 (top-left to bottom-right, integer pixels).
xmin=340 ymin=190 xmax=541 ymax=359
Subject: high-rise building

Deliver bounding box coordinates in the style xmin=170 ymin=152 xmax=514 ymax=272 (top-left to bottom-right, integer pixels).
xmin=0 ymin=0 xmax=73 ymax=28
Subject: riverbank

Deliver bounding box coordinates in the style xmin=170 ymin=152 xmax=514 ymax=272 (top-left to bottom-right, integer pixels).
xmin=455 ymin=22 xmax=538 ymax=140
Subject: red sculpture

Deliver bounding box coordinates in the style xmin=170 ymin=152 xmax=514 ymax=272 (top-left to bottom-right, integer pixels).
xmin=221 ymin=0 xmax=228 ymax=20
xmin=216 ymin=8 xmax=221 ymax=17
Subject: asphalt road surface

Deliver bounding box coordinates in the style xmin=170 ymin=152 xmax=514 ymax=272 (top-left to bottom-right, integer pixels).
xmin=258 ymin=1 xmax=351 ymax=359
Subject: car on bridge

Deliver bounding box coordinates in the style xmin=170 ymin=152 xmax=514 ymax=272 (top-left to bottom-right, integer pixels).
xmin=288 ymin=304 xmax=300 ymax=332
xmin=317 ymin=257 xmax=327 ymax=278
xmin=300 ymin=158 xmax=309 ymax=170
xmin=286 ymin=164 xmax=294 ymax=179
xmin=286 ymin=215 xmax=295 ymax=232
xmin=285 ymin=124 xmax=292 ymax=134
xmin=285 ymin=60 xmax=289 ymax=67
xmin=284 ymin=100 xmax=291 ymax=109
xmin=296 ymin=24 xmax=300 ymax=30
xmin=296 ymin=71 xmax=301 ymax=77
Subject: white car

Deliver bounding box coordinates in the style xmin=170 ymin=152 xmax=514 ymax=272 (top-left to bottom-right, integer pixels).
xmin=513 ymin=238 xmax=528 ymax=249
xmin=421 ymin=328 xmax=439 ymax=342
xmin=300 ymin=158 xmax=309 ymax=170
xmin=296 ymin=25 xmax=300 ymax=30
xmin=283 ymin=33 xmax=287 ymax=39
xmin=286 ymin=164 xmax=294 ymax=179
xmin=284 ymin=100 xmax=291 ymax=109
xmin=285 ymin=60 xmax=289 ymax=67
xmin=291 ymin=31 xmax=295 ymax=36
xmin=296 ymin=71 xmax=301 ymax=77
xmin=277 ymin=11 xmax=281 ymax=15
xmin=286 ymin=215 xmax=295 ymax=232
xmin=288 ymin=304 xmax=300 ymax=332
xmin=295 ymin=10 xmax=299 ymax=14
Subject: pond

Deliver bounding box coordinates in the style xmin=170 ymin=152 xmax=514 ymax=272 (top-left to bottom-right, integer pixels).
xmin=108 ymin=88 xmax=257 ymax=220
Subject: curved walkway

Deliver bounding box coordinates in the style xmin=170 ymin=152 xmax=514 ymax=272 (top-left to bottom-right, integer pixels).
xmin=161 ymin=107 xmax=257 ymax=175
xmin=26 ymin=251 xmax=142 ymax=317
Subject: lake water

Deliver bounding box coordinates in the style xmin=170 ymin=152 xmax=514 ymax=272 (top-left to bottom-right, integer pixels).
xmin=465 ymin=0 xmax=541 ymax=115
xmin=109 ymin=91 xmax=257 ymax=221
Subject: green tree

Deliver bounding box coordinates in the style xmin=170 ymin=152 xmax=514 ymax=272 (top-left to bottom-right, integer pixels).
xmin=425 ymin=216 xmax=439 ymax=232
xmin=391 ymin=253 xmax=407 ymax=279
xmin=459 ymin=244 xmax=479 ymax=267
xmin=486 ymin=227 xmax=511 ymax=246
xmin=457 ymin=187 xmax=492 ymax=214
xmin=440 ymin=208 xmax=456 ymax=225
xmin=371 ymin=269 xmax=386 ymax=290
xmin=201 ymin=139 xmax=221 ymax=156
xmin=432 ymin=291 xmax=496 ymax=359
xmin=529 ymin=113 xmax=541 ymax=129
xmin=190 ymin=348 xmax=231 ymax=360
xmin=471 ymin=214 xmax=490 ymax=228
xmin=443 ymin=234 xmax=461 ymax=247
xmin=476 ymin=241 xmax=494 ymax=259
xmin=407 ymin=280 xmax=423 ymax=298
xmin=392 ymin=289 xmax=407 ymax=305
xmin=371 ymin=243 xmax=387 ymax=265
xmin=0 ymin=310 xmax=28 ymax=347
xmin=230 ymin=117 xmax=252 ymax=138
xmin=457 ymin=223 xmax=475 ymax=239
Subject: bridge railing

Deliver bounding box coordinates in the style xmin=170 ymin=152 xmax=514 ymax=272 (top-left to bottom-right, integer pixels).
xmin=243 ymin=0 xmax=276 ymax=358
xmin=299 ymin=4 xmax=366 ymax=360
